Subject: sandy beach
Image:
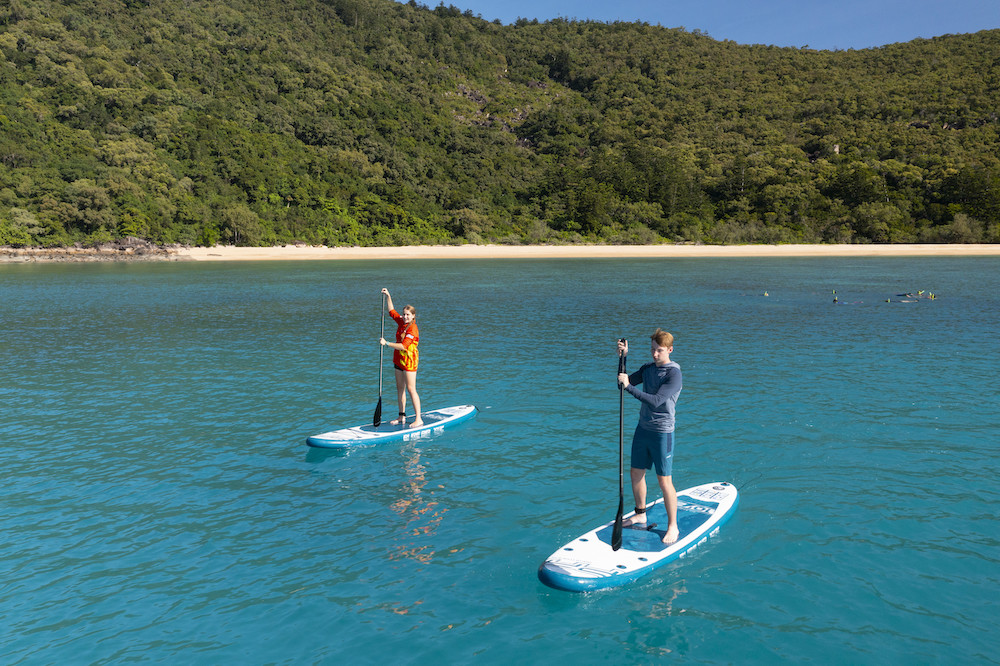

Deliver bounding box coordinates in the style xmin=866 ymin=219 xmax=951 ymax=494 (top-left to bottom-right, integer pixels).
xmin=177 ymin=243 xmax=1000 ymax=261
xmin=3 ymin=243 xmax=998 ymax=263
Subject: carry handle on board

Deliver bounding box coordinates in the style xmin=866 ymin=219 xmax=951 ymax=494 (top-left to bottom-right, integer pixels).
xmin=612 ymin=338 xmax=627 ymax=551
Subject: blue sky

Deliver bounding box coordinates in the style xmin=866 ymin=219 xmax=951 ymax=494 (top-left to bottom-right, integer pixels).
xmin=412 ymin=0 xmax=999 ymax=51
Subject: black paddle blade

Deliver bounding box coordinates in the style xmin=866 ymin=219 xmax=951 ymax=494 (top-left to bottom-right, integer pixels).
xmin=373 ymin=397 xmax=382 ymax=428
xmin=612 ymin=496 xmax=624 ymax=551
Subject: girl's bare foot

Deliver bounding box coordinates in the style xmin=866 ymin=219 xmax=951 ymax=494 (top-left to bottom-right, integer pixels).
xmin=661 ymin=526 xmax=679 ymax=545
xmin=390 ymin=413 xmax=406 ymax=426
xmin=407 ymin=418 xmax=424 ymax=428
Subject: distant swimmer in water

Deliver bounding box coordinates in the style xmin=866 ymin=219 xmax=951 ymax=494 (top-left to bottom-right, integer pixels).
xmin=889 ymin=289 xmax=938 ymax=303
xmin=896 ymin=290 xmax=936 ymax=299
xmin=831 ymin=290 xmax=863 ymax=304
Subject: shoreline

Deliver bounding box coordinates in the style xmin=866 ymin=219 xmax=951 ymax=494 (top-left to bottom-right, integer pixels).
xmin=2 ymin=243 xmax=999 ymax=263
xmin=179 ymin=243 xmax=1000 ymax=260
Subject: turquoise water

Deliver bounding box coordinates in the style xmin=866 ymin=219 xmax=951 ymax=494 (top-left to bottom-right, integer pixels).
xmin=1 ymin=256 xmax=997 ymax=663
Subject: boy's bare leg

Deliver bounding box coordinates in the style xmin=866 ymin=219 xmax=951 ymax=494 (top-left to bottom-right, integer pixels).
xmin=622 ymin=468 xmax=648 ymax=526
xmin=657 ymin=475 xmax=678 ymax=544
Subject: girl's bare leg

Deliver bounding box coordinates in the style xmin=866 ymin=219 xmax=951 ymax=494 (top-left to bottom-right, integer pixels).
xmin=405 ymin=371 xmax=422 ymax=427
xmin=391 ymin=369 xmax=407 ymax=424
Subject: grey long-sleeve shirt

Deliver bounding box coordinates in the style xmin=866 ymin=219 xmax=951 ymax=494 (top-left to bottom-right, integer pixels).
xmin=625 ymin=361 xmax=683 ymax=433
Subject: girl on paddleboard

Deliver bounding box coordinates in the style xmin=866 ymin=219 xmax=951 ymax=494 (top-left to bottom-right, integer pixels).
xmin=380 ymin=288 xmax=422 ymax=428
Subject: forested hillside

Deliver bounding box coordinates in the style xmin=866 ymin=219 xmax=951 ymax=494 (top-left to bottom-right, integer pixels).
xmin=1 ymin=0 xmax=998 ymax=247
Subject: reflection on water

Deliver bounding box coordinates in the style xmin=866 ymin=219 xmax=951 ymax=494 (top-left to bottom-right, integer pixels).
xmin=646 ymin=584 xmax=688 ymax=619
xmin=389 ymin=444 xmax=446 ymax=563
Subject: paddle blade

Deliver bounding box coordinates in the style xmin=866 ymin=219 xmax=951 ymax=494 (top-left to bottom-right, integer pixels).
xmin=373 ymin=397 xmax=382 ymax=428
xmin=612 ymin=496 xmax=624 ymax=551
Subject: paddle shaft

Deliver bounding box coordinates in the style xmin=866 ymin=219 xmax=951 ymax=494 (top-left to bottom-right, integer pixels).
xmin=619 ymin=348 xmax=625 ymax=494
xmin=373 ymin=293 xmax=385 ymax=427
xmin=612 ymin=339 xmax=627 ymax=551
xmin=378 ymin=293 xmax=385 ymax=395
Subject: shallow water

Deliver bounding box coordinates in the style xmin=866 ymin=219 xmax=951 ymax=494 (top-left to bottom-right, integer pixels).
xmin=1 ymin=256 xmax=997 ymax=662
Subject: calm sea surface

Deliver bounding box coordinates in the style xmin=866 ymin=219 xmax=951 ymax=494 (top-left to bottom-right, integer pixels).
xmin=1 ymin=256 xmax=997 ymax=663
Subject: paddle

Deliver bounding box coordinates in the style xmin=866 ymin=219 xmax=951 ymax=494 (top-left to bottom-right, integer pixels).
xmin=612 ymin=338 xmax=627 ymax=551
xmin=373 ymin=292 xmax=385 ymax=427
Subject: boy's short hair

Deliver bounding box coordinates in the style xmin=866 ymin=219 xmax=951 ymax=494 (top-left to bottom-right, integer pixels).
xmin=651 ymin=328 xmax=673 ymax=348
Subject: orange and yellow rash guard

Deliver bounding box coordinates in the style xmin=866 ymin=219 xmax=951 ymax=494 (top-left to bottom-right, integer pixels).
xmin=389 ymin=309 xmax=419 ymax=372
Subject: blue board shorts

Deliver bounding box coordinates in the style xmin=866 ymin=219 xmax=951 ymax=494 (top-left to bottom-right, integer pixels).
xmin=630 ymin=427 xmax=674 ymax=477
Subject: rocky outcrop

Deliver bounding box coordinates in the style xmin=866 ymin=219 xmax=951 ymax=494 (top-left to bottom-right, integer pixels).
xmin=0 ymin=239 xmax=190 ymax=263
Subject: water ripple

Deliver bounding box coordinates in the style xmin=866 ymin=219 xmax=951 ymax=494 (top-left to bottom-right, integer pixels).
xmin=2 ymin=258 xmax=997 ymax=662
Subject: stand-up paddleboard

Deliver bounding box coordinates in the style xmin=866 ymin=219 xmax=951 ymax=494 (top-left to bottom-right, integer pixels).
xmin=538 ymin=481 xmax=738 ymax=592
xmin=306 ymin=404 xmax=477 ymax=449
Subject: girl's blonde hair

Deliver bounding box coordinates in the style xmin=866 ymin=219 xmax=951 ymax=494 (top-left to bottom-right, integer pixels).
xmin=403 ymin=304 xmax=417 ymax=317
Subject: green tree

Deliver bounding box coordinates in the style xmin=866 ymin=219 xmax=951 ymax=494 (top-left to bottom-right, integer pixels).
xmin=219 ymin=203 xmax=264 ymax=246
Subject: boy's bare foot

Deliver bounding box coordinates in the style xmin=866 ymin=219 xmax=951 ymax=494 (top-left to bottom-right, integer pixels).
xmin=661 ymin=526 xmax=679 ymax=545
xmin=407 ymin=419 xmax=424 ymax=428
xmin=622 ymin=514 xmax=647 ymax=528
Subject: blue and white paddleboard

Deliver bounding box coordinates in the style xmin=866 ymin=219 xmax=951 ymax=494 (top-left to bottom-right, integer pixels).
xmin=306 ymin=404 xmax=477 ymax=449
xmin=538 ymin=481 xmax=738 ymax=592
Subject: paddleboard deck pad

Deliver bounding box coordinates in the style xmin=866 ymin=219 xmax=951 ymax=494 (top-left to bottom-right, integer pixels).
xmin=306 ymin=404 xmax=477 ymax=449
xmin=538 ymin=481 xmax=738 ymax=592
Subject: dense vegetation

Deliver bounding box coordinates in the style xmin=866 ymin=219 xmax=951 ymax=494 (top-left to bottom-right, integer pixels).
xmin=1 ymin=0 xmax=998 ymax=247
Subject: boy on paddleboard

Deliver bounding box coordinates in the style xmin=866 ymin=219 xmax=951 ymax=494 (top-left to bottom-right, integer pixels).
xmin=380 ymin=288 xmax=422 ymax=428
xmin=617 ymin=330 xmax=683 ymax=544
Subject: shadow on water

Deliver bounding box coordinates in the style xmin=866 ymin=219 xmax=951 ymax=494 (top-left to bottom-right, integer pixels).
xmin=303 ymin=445 xmax=352 ymax=463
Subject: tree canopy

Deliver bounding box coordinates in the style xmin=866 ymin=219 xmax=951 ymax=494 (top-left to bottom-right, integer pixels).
xmin=1 ymin=0 xmax=998 ymax=247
